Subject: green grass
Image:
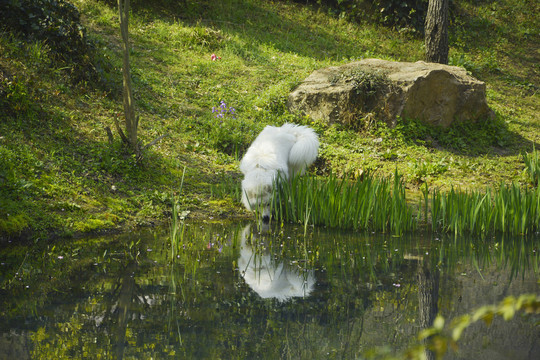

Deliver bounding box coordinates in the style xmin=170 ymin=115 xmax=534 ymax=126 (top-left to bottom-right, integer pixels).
xmin=0 ymin=0 xmax=538 ymax=239
xmin=523 ymin=147 xmax=540 ymax=185
xmin=424 ymin=183 xmax=540 ymax=236
xmin=274 ymin=170 xmax=416 ymax=235
xmin=272 ymin=169 xmax=539 ymax=237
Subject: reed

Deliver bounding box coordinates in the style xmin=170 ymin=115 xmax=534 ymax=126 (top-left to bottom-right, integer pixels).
xmin=523 ymin=147 xmax=540 ymax=185
xmin=273 ymin=169 xmax=539 ymax=237
xmin=274 ymin=170 xmax=416 ymax=235
xmin=424 ymin=183 xmax=540 ymax=236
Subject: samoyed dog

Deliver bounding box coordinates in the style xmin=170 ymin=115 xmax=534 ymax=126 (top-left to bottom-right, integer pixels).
xmin=240 ymin=123 xmax=319 ymax=223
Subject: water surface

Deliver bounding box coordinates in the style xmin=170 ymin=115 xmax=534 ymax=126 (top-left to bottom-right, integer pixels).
xmin=0 ymin=222 xmax=538 ymax=359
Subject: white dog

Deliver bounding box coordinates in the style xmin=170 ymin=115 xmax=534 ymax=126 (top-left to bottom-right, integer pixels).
xmin=240 ymin=123 xmax=319 ymax=223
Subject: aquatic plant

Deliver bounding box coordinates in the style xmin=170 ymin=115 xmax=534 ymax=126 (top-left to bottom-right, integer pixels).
xmin=271 ymin=168 xmax=540 ymax=237
xmin=424 ymin=183 xmax=540 ymax=236
xmin=273 ymin=170 xmax=416 ymax=235
xmin=411 ymin=294 xmax=540 ymax=360
xmin=523 ymin=146 xmax=540 ymax=185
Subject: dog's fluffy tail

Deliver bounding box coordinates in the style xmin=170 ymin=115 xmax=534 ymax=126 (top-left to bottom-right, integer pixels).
xmin=282 ymin=123 xmax=319 ymax=177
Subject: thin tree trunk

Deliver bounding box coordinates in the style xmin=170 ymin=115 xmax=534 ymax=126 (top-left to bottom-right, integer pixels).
xmin=425 ymin=0 xmax=449 ymax=64
xmin=118 ymin=0 xmax=140 ymax=157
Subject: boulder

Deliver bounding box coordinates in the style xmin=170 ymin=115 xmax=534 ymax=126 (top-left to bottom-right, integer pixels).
xmin=288 ymin=58 xmax=494 ymax=128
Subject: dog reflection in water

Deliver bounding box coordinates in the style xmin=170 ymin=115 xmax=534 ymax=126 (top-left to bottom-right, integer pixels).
xmin=238 ymin=224 xmax=315 ymax=301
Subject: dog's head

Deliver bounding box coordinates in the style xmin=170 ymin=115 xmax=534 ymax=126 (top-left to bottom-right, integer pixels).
xmin=241 ymin=168 xmax=276 ymax=223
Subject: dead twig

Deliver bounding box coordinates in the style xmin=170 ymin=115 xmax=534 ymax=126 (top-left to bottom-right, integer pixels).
xmin=113 ymin=113 xmax=129 ymax=144
xmin=142 ymin=133 xmax=169 ymax=151
xmin=105 ymin=126 xmax=114 ymax=144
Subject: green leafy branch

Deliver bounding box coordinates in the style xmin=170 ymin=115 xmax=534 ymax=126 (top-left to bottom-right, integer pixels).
xmin=406 ymin=294 xmax=540 ymax=360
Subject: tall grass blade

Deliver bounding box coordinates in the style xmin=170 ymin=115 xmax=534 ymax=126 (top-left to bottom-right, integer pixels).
xmin=273 ymin=171 xmax=416 ymax=235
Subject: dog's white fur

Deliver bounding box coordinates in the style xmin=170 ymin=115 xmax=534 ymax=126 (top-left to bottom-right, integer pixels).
xmin=240 ymin=123 xmax=319 ymax=221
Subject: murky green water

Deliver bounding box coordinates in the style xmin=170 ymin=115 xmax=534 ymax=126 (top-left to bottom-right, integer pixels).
xmin=0 ymin=222 xmax=538 ymax=359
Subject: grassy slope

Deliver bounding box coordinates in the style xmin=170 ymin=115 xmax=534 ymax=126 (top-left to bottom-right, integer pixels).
xmin=0 ymin=0 xmax=538 ymax=240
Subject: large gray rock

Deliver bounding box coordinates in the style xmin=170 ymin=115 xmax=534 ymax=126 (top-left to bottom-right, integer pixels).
xmin=288 ymin=58 xmax=494 ymax=128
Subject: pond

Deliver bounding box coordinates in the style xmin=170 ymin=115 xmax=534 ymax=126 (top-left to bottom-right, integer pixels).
xmin=0 ymin=222 xmax=538 ymax=359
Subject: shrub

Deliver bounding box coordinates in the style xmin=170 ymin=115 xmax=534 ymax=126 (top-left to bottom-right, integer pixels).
xmin=0 ymin=0 xmax=90 ymax=62
xmin=300 ymin=0 xmax=429 ymax=31
xmin=0 ymin=0 xmax=108 ymax=85
xmin=369 ymin=0 xmax=428 ymax=31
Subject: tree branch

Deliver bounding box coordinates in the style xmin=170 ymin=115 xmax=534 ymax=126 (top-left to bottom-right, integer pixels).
xmin=105 ymin=126 xmax=114 ymax=144
xmin=113 ymin=113 xmax=129 ymax=144
xmin=142 ymin=133 xmax=169 ymax=151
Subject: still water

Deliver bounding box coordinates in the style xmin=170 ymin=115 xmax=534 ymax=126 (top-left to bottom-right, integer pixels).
xmin=0 ymin=222 xmax=538 ymax=359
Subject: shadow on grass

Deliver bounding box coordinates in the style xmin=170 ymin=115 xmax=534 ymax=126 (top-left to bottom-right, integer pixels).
xmin=389 ymin=114 xmax=540 ymax=158
xmin=114 ymin=0 xmax=376 ymax=61
xmin=0 ymin=98 xmax=178 ymax=240
xmin=451 ymin=0 xmax=539 ymax=87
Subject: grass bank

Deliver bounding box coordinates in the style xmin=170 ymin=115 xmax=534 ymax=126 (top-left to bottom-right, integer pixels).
xmin=0 ymin=0 xmax=538 ymax=240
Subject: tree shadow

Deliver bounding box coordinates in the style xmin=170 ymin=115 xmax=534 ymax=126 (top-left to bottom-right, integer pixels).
xmin=394 ymin=114 xmax=540 ymax=158
xmin=450 ymin=0 xmax=539 ymax=86
xmin=115 ymin=0 xmax=375 ymax=61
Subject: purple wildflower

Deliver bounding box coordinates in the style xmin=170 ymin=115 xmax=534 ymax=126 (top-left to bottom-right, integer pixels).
xmin=212 ymin=100 xmax=237 ymax=119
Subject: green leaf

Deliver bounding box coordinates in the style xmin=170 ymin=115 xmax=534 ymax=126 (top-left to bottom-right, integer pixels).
xmin=451 ymin=315 xmax=471 ymax=341
xmin=433 ymin=314 xmax=445 ymax=331
xmin=472 ymin=305 xmax=495 ymax=322
xmin=418 ymin=328 xmax=438 ymax=341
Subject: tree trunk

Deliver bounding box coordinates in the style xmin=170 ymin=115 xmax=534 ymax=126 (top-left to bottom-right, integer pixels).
xmin=118 ymin=0 xmax=140 ymax=157
xmin=425 ymin=0 xmax=449 ymax=64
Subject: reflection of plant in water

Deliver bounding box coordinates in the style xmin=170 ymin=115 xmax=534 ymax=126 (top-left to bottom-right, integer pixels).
xmin=170 ymin=166 xmax=187 ymax=263
xmin=314 ymin=230 xmax=540 ymax=359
